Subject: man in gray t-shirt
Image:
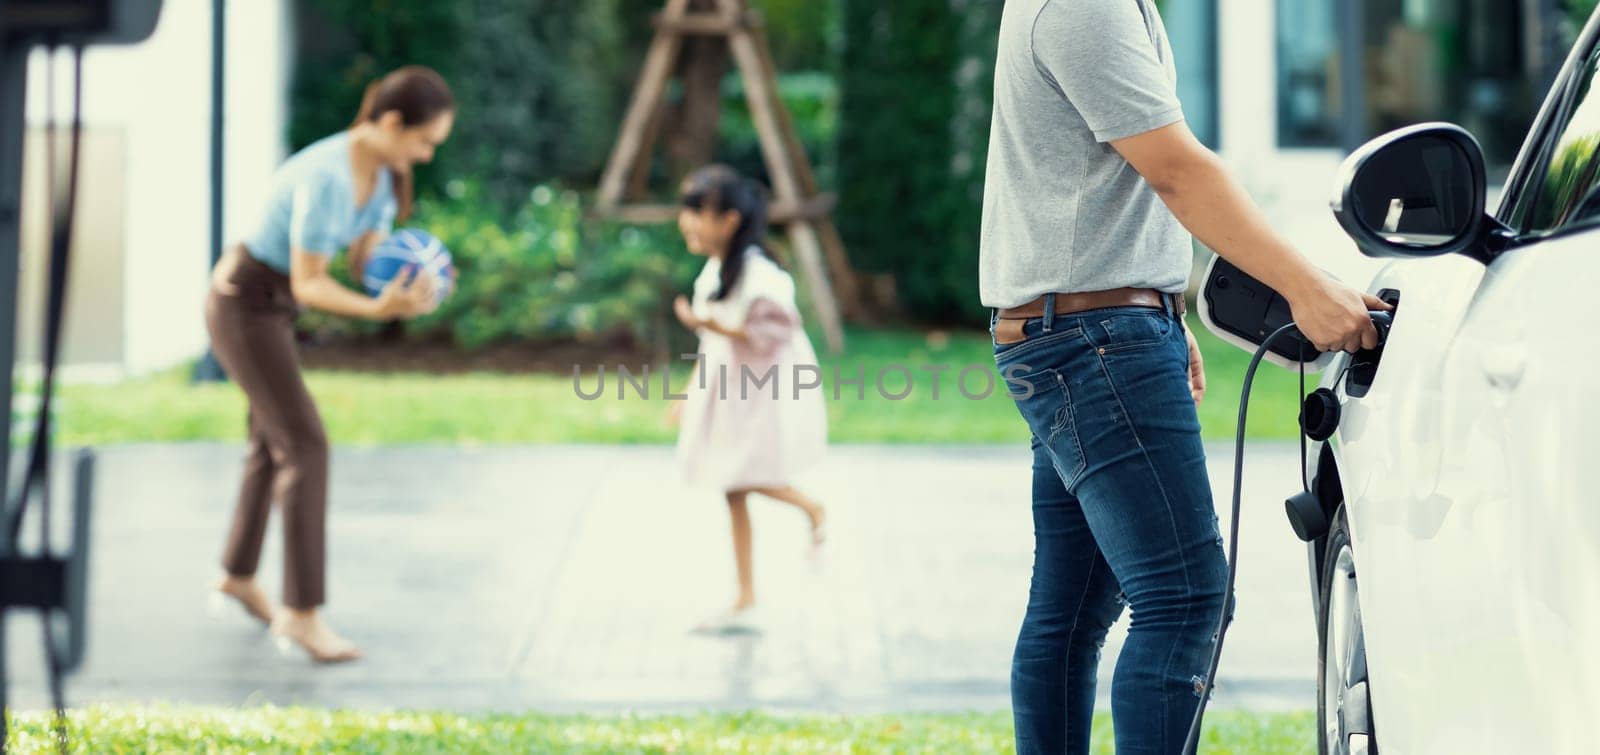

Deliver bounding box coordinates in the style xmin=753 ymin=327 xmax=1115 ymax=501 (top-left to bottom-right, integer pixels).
xmin=980 ymin=0 xmax=1189 ymax=305
xmin=981 ymin=2 xmax=1388 ymax=753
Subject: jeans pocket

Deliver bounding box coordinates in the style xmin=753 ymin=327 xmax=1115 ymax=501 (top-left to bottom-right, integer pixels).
xmin=1092 ymin=309 xmax=1175 ymax=353
xmin=994 ymin=323 xmax=1085 ymax=365
xmin=999 ymin=361 xmax=1058 ymax=403
xmin=1010 ymin=368 xmax=1083 ymax=481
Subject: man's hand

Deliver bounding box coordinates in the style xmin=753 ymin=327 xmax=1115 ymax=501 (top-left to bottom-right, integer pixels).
xmin=1185 ymin=325 xmax=1206 ymax=405
xmin=1286 ymin=272 xmax=1394 ymax=354
xmin=1109 ymin=122 xmax=1393 ymax=354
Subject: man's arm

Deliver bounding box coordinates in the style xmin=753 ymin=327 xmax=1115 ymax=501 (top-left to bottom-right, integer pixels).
xmin=1111 ymin=121 xmax=1388 ymax=353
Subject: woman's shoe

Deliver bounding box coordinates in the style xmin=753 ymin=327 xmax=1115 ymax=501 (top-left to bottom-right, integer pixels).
xmin=270 ymin=615 xmax=363 ymax=664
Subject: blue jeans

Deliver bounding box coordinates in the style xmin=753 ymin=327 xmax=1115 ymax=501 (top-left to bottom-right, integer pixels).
xmin=992 ymin=303 xmax=1229 ymax=755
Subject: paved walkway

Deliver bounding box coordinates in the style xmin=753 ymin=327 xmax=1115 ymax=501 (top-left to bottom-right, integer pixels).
xmin=5 ymin=442 xmax=1319 ymax=714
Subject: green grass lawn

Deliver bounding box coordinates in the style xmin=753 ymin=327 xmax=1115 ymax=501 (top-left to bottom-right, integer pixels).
xmin=7 ymin=706 xmax=1316 ymax=753
xmin=52 ymin=317 xmax=1311 ymax=447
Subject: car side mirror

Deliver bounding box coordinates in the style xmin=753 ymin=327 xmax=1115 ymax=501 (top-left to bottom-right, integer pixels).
xmin=1331 ymin=123 xmax=1503 ymax=264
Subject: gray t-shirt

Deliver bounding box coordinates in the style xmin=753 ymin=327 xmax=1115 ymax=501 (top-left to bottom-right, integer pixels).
xmin=979 ymin=0 xmax=1191 ymax=308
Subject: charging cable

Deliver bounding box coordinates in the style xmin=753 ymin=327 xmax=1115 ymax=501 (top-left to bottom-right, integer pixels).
xmin=1183 ymin=311 xmax=1391 ymax=754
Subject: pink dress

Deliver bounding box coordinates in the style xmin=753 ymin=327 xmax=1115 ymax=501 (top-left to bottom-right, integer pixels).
xmin=676 ymin=248 xmax=828 ymax=492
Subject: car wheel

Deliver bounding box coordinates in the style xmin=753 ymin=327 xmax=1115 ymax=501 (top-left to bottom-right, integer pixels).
xmin=1318 ymin=507 xmax=1377 ymax=755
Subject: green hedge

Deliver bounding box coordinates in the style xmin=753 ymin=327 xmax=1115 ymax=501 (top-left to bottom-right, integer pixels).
xmin=292 ymin=0 xmax=842 ymax=209
xmin=287 ymin=0 xmax=857 ymax=347
xmin=288 ymin=0 xmax=840 ymax=349
xmin=293 ymin=67 xmax=838 ymax=350
xmin=291 ymin=0 xmax=633 ymax=207
xmin=837 ymin=0 xmax=999 ymax=326
xmin=299 ymin=186 xmax=699 ymax=352
xmin=717 ymin=72 xmax=839 ymax=191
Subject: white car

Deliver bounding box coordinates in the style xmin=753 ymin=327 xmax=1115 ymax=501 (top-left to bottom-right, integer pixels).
xmin=1304 ymin=9 xmax=1600 ymax=755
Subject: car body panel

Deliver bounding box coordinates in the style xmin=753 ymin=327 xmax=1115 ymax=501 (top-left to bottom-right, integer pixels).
xmin=1319 ymin=223 xmax=1600 ymax=753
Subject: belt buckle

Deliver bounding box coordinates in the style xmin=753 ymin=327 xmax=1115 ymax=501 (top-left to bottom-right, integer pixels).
xmin=1163 ymin=291 xmax=1187 ymax=317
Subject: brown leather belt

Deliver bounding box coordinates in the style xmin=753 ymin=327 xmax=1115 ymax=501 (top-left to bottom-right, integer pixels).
xmin=994 ymin=288 xmax=1185 ymax=345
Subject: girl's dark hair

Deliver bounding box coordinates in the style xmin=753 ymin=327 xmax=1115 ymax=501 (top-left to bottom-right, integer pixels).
xmin=679 ymin=165 xmax=777 ymax=301
xmin=350 ymin=65 xmax=454 ymax=222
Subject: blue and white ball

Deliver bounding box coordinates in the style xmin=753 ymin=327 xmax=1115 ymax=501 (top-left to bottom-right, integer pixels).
xmin=363 ymin=228 xmax=455 ymax=303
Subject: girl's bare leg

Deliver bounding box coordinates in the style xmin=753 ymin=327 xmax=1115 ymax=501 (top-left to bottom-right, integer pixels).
xmin=726 ymin=491 xmax=756 ymax=609
xmin=750 ymin=486 xmax=827 ymax=545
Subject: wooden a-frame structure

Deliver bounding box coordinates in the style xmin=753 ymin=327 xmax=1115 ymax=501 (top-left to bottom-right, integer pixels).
xmin=593 ymin=0 xmax=858 ymax=352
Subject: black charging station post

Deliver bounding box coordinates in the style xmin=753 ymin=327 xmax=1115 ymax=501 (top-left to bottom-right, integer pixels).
xmin=1 ymin=12 xmax=31 ymax=516
xmin=0 ymin=0 xmax=165 ymax=739
xmin=191 ymin=0 xmax=227 ymax=384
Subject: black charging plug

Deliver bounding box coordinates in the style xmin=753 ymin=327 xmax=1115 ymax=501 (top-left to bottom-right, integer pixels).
xmin=1347 ymin=310 xmax=1395 ymax=398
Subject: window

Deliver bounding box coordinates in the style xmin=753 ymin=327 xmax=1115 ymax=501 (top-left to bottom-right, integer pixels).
xmin=1362 ymin=0 xmax=1543 ymax=178
xmin=1159 ymin=0 xmax=1221 ymax=148
xmin=1520 ymin=49 xmax=1600 ymax=232
xmin=1276 ymin=0 xmax=1342 ymax=147
xmin=1276 ymin=0 xmax=1556 ymax=166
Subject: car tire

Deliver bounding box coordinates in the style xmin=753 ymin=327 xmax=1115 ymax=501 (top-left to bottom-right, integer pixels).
xmin=1318 ymin=506 xmax=1378 ymax=755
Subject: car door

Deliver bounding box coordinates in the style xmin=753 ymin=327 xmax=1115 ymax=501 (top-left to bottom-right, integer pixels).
xmin=1333 ymin=19 xmax=1600 ymax=753
xmin=1415 ymin=38 xmax=1600 ymax=751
